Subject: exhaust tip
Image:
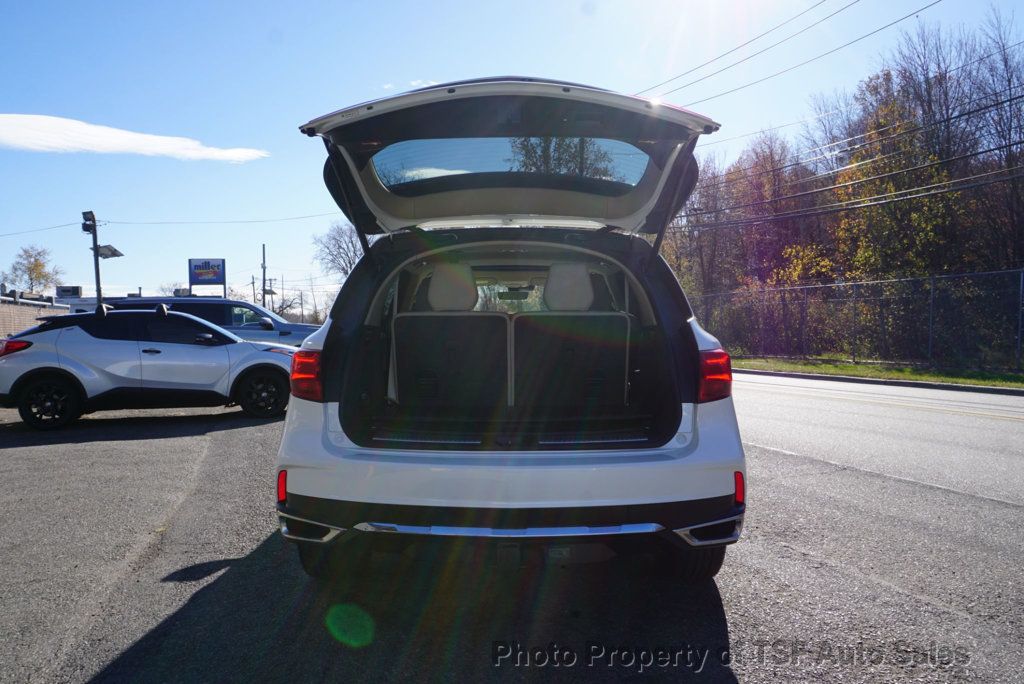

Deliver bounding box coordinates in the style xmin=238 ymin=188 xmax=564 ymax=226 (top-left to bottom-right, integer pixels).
xmin=673 ymin=514 xmax=743 ymax=546
xmin=279 ymin=515 xmax=343 ymax=543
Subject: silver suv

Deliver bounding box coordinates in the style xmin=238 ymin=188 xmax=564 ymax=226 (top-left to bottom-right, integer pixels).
xmin=1 ymin=307 xmax=294 ymax=428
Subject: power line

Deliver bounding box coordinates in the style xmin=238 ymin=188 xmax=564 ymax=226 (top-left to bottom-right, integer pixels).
xmin=0 ymin=222 xmax=77 ymax=239
xmin=788 ymin=87 xmax=1023 ymax=161
xmin=687 ymin=139 xmax=1023 ymax=218
xmin=681 ymin=165 xmax=1024 ymax=231
xmin=634 ymin=0 xmax=834 ymax=95
xmin=676 ymin=0 xmax=944 ymax=106
xmin=695 ymin=38 xmax=1024 ymax=149
xmin=698 ymin=266 xmax=1024 ymax=297
xmin=3 ymin=211 xmax=342 ymax=240
xmin=700 ymin=90 xmax=1024 ymax=190
xmin=105 ymin=211 xmax=340 ymax=226
xmin=650 ymin=0 xmax=863 ymax=98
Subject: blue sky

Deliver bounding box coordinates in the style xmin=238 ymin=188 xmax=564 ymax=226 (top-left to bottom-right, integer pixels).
xmin=0 ymin=0 xmax=1015 ymax=302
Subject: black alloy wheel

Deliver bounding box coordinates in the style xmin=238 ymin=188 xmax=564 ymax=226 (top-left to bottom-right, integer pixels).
xmin=238 ymin=372 xmax=288 ymax=418
xmin=17 ymin=377 xmax=81 ymax=430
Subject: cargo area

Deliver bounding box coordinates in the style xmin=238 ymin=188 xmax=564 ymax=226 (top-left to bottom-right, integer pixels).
xmin=338 ymin=241 xmax=684 ymax=450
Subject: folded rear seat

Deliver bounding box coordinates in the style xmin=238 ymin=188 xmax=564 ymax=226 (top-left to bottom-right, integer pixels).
xmin=392 ymin=263 xmax=509 ymax=413
xmin=512 ymin=263 xmax=631 ymax=411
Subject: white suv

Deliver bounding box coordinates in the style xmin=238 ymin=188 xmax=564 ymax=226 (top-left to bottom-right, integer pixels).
xmin=0 ymin=307 xmax=294 ymax=429
xmin=276 ymin=78 xmax=745 ymax=583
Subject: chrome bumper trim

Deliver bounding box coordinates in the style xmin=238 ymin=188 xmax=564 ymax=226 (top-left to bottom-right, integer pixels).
xmin=353 ymin=521 xmax=665 ymax=538
xmin=279 ymin=508 xmax=744 ymax=545
xmin=672 ymin=513 xmax=744 ymax=546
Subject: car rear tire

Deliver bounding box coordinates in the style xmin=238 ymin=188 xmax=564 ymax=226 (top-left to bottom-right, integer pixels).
xmin=236 ymin=370 xmax=288 ymax=418
xmin=663 ymin=545 xmax=726 ymax=584
xmin=17 ymin=376 xmax=82 ymax=430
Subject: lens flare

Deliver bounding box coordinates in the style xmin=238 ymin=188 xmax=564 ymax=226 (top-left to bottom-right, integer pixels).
xmin=324 ymin=603 xmax=375 ymax=648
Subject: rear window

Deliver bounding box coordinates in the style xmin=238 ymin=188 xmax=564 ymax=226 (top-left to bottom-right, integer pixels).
xmin=370 ymin=137 xmax=650 ymax=196
xmin=475 ymin=284 xmax=547 ymax=314
xmin=79 ymin=314 xmax=144 ymax=341
xmin=172 ymin=302 xmax=229 ymax=326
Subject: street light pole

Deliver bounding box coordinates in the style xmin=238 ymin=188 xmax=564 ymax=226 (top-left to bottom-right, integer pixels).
xmin=82 ymin=211 xmax=102 ymax=305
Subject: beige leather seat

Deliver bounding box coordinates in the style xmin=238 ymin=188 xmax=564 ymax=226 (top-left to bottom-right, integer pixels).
xmin=392 ymin=263 xmax=509 ymax=411
xmin=512 ymin=263 xmax=632 ymax=410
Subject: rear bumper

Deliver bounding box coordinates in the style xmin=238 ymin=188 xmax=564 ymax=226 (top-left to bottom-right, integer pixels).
xmin=276 ymin=493 xmax=744 ymax=548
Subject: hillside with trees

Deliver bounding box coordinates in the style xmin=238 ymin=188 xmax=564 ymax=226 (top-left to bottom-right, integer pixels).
xmin=666 ymin=14 xmax=1023 ymax=369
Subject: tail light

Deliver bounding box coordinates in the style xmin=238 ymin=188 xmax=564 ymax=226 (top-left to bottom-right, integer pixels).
xmin=697 ymin=349 xmax=732 ymax=403
xmin=290 ymin=350 xmax=323 ymax=401
xmin=734 ymin=471 xmax=745 ymax=506
xmin=277 ymin=470 xmax=287 ymax=504
xmin=0 ymin=339 xmax=32 ymax=357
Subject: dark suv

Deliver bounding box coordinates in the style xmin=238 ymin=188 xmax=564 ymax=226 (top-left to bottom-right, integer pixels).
xmin=107 ymin=297 xmax=318 ymax=346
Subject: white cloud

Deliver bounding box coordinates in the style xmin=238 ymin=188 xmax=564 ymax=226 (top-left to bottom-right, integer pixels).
xmin=0 ymin=114 xmax=269 ymax=163
xmin=402 ymin=167 xmax=469 ymax=180
xmin=408 ymin=79 xmax=439 ymax=88
xmin=380 ymin=83 xmax=395 ymax=90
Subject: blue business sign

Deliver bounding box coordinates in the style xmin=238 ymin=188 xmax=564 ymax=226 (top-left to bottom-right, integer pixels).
xmin=188 ymin=258 xmax=226 ymax=286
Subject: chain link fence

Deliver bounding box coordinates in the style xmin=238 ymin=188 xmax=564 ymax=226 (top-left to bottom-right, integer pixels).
xmin=697 ymin=269 xmax=1024 ymax=370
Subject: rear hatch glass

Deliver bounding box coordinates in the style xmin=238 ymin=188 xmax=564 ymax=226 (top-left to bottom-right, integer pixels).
xmin=371 ymin=137 xmax=650 ymax=197
xmin=302 ymin=78 xmax=719 ymax=236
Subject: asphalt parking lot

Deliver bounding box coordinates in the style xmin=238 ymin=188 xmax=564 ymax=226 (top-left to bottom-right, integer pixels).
xmin=2 ymin=375 xmax=1023 ymax=682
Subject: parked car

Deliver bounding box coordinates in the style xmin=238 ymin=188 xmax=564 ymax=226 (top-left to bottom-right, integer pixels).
xmin=0 ymin=306 xmax=294 ymax=429
xmin=106 ymin=297 xmax=319 ymax=346
xmin=275 ymin=77 xmax=745 ymax=583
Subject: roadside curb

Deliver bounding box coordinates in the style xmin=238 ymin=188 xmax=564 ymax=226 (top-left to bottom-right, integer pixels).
xmin=732 ymin=367 xmax=1024 ymax=397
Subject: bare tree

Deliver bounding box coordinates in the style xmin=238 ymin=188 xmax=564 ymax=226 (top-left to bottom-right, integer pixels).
xmin=1 ymin=245 xmax=63 ymax=293
xmin=314 ymin=222 xmax=363 ymax=279
xmin=801 ymin=89 xmax=859 ymax=174
xmin=894 ymin=22 xmax=980 ymax=164
xmin=507 ymin=136 xmax=617 ymax=179
xmin=272 ymin=293 xmax=300 ymax=317
xmin=974 ymin=6 xmax=1024 ymax=267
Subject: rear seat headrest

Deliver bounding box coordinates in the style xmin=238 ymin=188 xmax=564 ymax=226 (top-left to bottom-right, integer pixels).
xmin=544 ymin=263 xmax=594 ymax=311
xmin=427 ymin=263 xmax=478 ymax=311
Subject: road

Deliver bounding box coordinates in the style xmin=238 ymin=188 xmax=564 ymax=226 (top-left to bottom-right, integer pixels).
xmin=0 ymin=375 xmax=1022 ymax=682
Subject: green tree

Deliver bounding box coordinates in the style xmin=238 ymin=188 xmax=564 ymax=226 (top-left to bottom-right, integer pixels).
xmin=831 ymin=70 xmax=958 ymax=280
xmin=1 ymin=245 xmax=63 ymax=293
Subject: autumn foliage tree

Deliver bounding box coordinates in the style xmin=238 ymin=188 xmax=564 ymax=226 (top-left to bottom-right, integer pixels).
xmin=2 ymin=245 xmax=63 ymax=294
xmin=661 ymin=11 xmax=1023 ymax=366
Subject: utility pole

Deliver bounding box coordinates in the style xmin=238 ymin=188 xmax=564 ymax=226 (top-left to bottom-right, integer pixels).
xmin=251 ymin=276 xmax=257 ymax=303
xmin=309 ymin=276 xmax=319 ymax=323
xmin=299 ymin=291 xmax=305 ymax=323
xmin=261 ymin=244 xmax=267 ymax=308
xmin=268 ymin=278 xmax=276 ymax=311
xmin=82 ymin=211 xmax=102 ymax=305
xmin=928 ymin=276 xmax=936 ymax=364
xmin=1017 ymin=269 xmax=1023 ymax=371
